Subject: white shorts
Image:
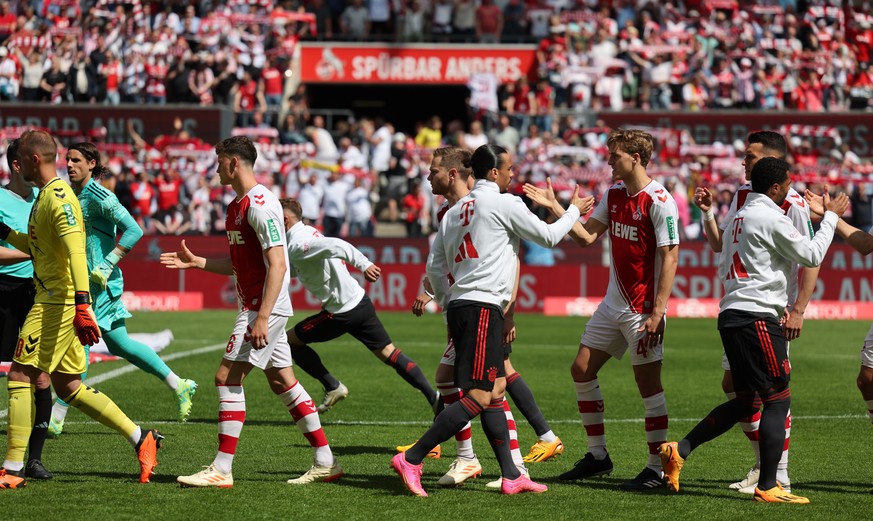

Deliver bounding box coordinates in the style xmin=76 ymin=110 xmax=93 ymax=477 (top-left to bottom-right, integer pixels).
xmin=225 ymin=311 xmax=293 ymax=370
xmin=861 ymin=324 xmax=873 ymax=369
xmin=439 ymin=339 xmax=455 ymax=366
xmin=580 ymin=301 xmax=664 ymax=365
xmin=722 ymin=340 xmax=791 ymax=370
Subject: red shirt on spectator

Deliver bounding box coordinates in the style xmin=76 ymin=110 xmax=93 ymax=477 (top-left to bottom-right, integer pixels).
xmin=238 ymin=79 xmax=258 ymax=111
xmin=402 ymin=191 xmax=425 ymax=223
xmin=0 ymin=12 xmax=15 ymax=39
xmin=476 ymin=0 xmax=502 ymax=36
xmin=155 ymin=175 xmax=183 ymax=212
xmin=261 ymin=66 xmax=284 ymax=97
xmin=130 ymin=178 xmax=155 ymax=218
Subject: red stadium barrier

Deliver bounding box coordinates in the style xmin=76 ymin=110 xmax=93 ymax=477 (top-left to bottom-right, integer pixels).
xmin=123 ymin=237 xmax=873 ymax=313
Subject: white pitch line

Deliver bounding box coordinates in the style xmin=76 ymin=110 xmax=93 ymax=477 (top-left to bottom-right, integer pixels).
xmin=48 ymin=414 xmax=868 ymax=428
xmin=0 ymin=343 xmax=224 ymax=420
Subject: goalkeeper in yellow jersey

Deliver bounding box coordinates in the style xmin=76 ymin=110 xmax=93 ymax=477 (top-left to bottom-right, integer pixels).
xmin=0 ymin=130 xmax=161 ymax=490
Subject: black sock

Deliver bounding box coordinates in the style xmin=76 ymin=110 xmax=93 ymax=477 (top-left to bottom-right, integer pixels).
xmin=481 ymin=399 xmax=522 ymax=480
xmin=407 ymin=396 xmax=482 ymax=464
xmin=506 ymin=372 xmax=550 ymax=437
xmin=28 ymin=387 xmax=53 ymax=462
xmin=682 ymin=395 xmax=758 ymax=458
xmin=290 ymin=344 xmax=340 ymax=390
xmin=386 ymin=349 xmax=435 ymax=406
xmin=758 ymin=389 xmax=791 ymax=490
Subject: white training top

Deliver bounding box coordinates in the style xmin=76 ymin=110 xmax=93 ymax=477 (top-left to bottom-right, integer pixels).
xmin=719 ymin=192 xmax=838 ymax=318
xmin=589 ymin=179 xmax=680 ymax=315
xmin=427 ymin=179 xmax=580 ymax=310
xmin=285 ymin=221 xmax=374 ymax=314
xmin=720 ymin=184 xmax=813 ymax=305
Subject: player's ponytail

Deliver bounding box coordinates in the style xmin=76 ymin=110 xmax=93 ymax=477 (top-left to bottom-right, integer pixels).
xmin=470 ymin=144 xmax=508 ymax=180
xmin=68 ymin=141 xmax=111 ymax=179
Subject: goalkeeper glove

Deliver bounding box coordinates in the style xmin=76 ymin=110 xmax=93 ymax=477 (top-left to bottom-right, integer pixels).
xmin=73 ymin=291 xmax=101 ymax=346
xmin=90 ymin=247 xmax=126 ymax=289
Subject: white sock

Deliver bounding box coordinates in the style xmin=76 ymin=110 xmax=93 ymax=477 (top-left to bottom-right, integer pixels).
xmin=128 ymin=426 xmax=142 ymax=447
xmin=51 ymin=400 xmax=70 ymax=423
xmin=539 ymin=430 xmax=557 ymax=443
xmin=164 ymin=372 xmax=180 ymax=391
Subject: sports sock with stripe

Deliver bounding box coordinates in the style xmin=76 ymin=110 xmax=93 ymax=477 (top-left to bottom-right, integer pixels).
xmin=501 ymin=398 xmax=524 ymax=467
xmin=758 ymin=389 xmax=790 ymax=490
xmin=681 ymin=393 xmax=758 ymax=458
xmin=406 ymin=396 xmax=482 ymax=465
xmin=3 ymin=380 xmax=34 ymax=470
xmin=65 ymin=383 xmax=138 ymax=442
xmin=213 ymin=385 xmax=245 ymax=474
xmin=289 ymin=343 xmax=341 ymax=391
xmin=482 ymin=398 xmax=522 ymax=480
xmin=643 ymin=390 xmax=668 ymax=473
xmin=437 ymin=377 xmax=474 ymax=459
xmin=278 ymin=381 xmax=333 ymax=466
xmin=506 ymin=371 xmax=552 ymax=439
xmin=575 ymin=378 xmax=607 ymax=459
xmin=27 ymin=386 xmax=52 ymax=462
xmin=385 ymin=348 xmax=436 ymax=406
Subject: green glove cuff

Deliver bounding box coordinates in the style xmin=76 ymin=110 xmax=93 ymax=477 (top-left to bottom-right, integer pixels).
xmin=104 ymin=247 xmax=126 ymax=268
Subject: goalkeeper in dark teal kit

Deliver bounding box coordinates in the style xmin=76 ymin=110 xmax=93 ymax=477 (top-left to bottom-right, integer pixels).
xmin=49 ymin=141 xmax=197 ymax=436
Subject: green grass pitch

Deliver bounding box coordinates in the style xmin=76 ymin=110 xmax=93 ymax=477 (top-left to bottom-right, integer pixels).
xmin=2 ymin=310 xmax=872 ymax=520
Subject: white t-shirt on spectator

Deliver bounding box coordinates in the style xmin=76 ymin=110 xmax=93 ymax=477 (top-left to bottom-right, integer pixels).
xmin=371 ymin=125 xmax=393 ymax=172
xmin=347 ymin=185 xmax=373 ymax=223
xmin=323 ymin=179 xmax=351 ymax=219
xmin=298 ymin=182 xmax=324 ymax=222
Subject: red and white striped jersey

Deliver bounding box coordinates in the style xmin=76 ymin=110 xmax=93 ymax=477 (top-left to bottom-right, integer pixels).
xmin=427 ymin=179 xmax=580 ymax=310
xmin=225 ymin=184 xmax=292 ymax=315
xmin=719 ymin=193 xmax=838 ymax=317
xmin=720 ymin=184 xmax=813 ymax=305
xmin=589 ymin=180 xmax=680 ymax=315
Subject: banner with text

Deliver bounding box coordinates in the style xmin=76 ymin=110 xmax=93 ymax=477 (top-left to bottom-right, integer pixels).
xmin=299 ymin=43 xmax=537 ymax=84
xmin=125 ymin=237 xmax=873 ymax=312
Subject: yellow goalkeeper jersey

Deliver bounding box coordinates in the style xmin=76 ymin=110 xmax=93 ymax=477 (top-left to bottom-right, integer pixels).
xmin=26 ymin=177 xmax=86 ymax=305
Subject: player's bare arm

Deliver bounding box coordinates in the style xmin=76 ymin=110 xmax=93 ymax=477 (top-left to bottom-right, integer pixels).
xmin=503 ymin=259 xmax=521 ymax=345
xmin=523 ymin=180 xmax=600 ymax=246
xmin=782 ymin=264 xmax=820 ymax=341
xmin=807 ymin=189 xmax=873 ymax=255
xmin=637 ymin=244 xmax=679 ymax=349
xmin=0 ymin=245 xmax=31 ymax=265
xmin=250 ymin=245 xmax=286 ymax=349
xmin=412 ymin=276 xmax=433 ymax=317
xmin=160 ymin=239 xmax=234 ymax=275
xmin=694 ymin=186 xmax=723 ymax=252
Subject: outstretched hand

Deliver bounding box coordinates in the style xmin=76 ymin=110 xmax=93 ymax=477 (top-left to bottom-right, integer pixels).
xmin=523 ymin=177 xmax=558 ymax=208
xmin=823 ymin=185 xmax=850 ymax=217
xmin=803 ymin=189 xmax=824 ymax=217
xmin=160 ymin=240 xmax=201 ymax=270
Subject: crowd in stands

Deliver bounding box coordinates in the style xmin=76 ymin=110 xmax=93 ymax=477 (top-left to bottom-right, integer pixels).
xmin=0 ymin=0 xmax=872 ymax=241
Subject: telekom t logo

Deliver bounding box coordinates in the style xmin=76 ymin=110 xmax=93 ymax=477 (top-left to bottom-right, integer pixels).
xmin=459 ymin=200 xmax=475 ymax=226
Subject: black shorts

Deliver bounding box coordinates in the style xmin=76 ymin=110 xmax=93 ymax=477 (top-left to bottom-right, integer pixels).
xmin=447 ymin=301 xmax=506 ymax=392
xmin=719 ymin=309 xmax=790 ymax=393
xmin=293 ymin=295 xmax=392 ymax=351
xmin=0 ymin=275 xmax=35 ymax=362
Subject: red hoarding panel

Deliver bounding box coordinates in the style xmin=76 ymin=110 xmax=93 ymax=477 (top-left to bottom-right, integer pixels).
xmin=299 ymin=43 xmax=537 ymax=84
xmin=0 ymin=103 xmax=231 ymax=144
xmin=596 ymin=111 xmax=873 ymax=156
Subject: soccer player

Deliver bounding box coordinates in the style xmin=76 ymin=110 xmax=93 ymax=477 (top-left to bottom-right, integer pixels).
xmin=392 ymin=144 xmax=588 ymax=497
xmin=0 ymin=129 xmax=161 ymax=489
xmin=162 ymin=136 xmax=340 ymax=487
xmin=402 ymin=146 xmax=579 ymax=488
xmin=693 ymin=130 xmax=812 ymax=493
xmin=803 ymin=184 xmax=873 ymax=494
xmin=278 ymin=197 xmax=438 ymax=414
xmin=0 ymin=138 xmax=53 ymax=480
xmin=524 ymin=128 xmax=679 ymax=491
xmin=46 ymin=141 xmax=197 ymax=437
xmin=659 ymin=157 xmax=848 ymax=504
